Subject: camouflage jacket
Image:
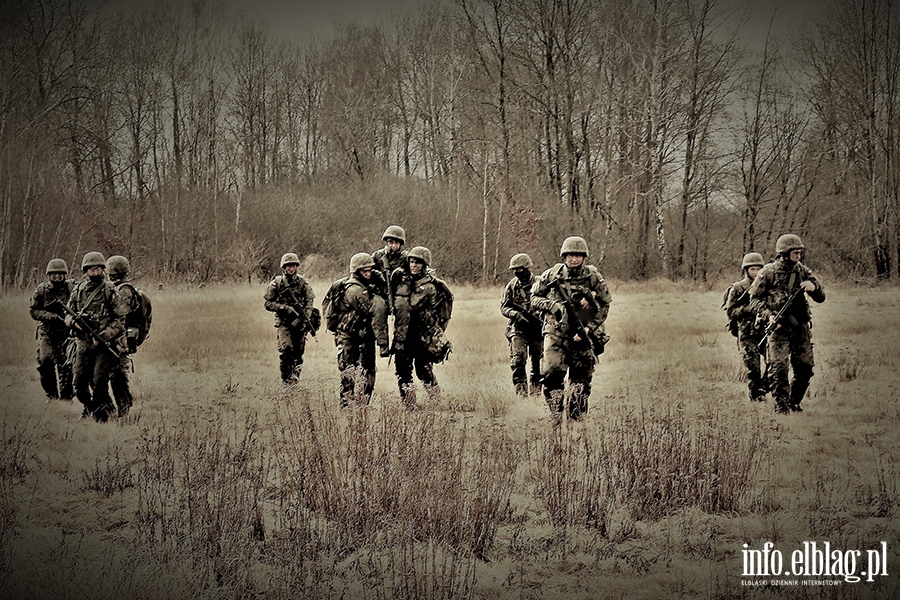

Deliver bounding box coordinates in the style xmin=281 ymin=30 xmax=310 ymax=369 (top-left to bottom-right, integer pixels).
xmin=371 ymin=247 xmax=407 ymax=307
xmin=500 ymin=271 xmax=541 ymax=340
xmin=264 ymin=273 xmax=315 ymax=328
xmin=65 ymin=278 xmax=128 ymax=345
xmin=30 ymin=280 xmax=75 ymax=335
xmin=724 ymin=277 xmax=762 ymax=337
xmin=372 ymin=247 xmax=408 ymax=275
xmin=392 ymin=268 xmax=443 ymax=342
xmin=749 ymin=258 xmax=825 ymax=327
xmin=530 ymin=263 xmax=611 ymax=341
xmin=333 ymin=274 xmax=377 ymax=337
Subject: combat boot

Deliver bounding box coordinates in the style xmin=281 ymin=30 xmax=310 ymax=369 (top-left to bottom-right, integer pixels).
xmin=789 ymin=379 xmax=810 ymax=412
xmin=773 ymin=398 xmax=791 ymax=415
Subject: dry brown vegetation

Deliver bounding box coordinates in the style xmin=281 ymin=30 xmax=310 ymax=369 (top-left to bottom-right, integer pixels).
xmin=1 ymin=281 xmax=899 ymax=599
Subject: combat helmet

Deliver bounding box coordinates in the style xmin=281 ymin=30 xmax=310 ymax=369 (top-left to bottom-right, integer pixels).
xmin=46 ymin=258 xmax=68 ymax=275
xmin=407 ymin=246 xmax=432 ymax=267
xmin=106 ymin=255 xmax=130 ymax=279
xmin=280 ymin=253 xmax=300 ymax=268
xmin=508 ymin=253 xmax=533 ymax=270
xmin=741 ymin=252 xmax=765 ymax=269
xmin=382 ymin=225 xmax=406 ymax=244
xmin=349 ymin=252 xmax=375 ymax=273
xmin=775 ymin=234 xmax=804 ymax=254
xmin=81 ymin=251 xmax=107 ymax=271
xmin=559 ymin=236 xmax=589 ymax=257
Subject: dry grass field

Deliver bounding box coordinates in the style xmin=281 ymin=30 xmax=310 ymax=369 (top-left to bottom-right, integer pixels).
xmin=1 ymin=280 xmax=898 ymax=599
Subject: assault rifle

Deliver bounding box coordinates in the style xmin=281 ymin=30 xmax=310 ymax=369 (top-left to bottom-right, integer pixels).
xmin=285 ymin=283 xmax=317 ymax=339
xmin=53 ymin=299 xmax=120 ymax=359
xmin=757 ymin=286 xmax=804 ymax=351
xmin=508 ymin=302 xmax=542 ymax=330
xmin=551 ymin=280 xmax=599 ymax=362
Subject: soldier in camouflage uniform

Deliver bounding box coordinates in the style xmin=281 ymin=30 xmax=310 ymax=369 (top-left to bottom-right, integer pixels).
xmin=391 ymin=246 xmax=451 ymax=409
xmin=749 ymin=234 xmax=825 ymax=414
xmin=373 ymin=225 xmax=408 ymax=354
xmin=106 ymin=256 xmax=138 ymax=416
xmin=66 ymin=252 xmax=129 ymax=422
xmin=264 ymin=253 xmax=318 ymax=385
xmin=724 ymin=252 xmax=768 ymax=403
xmin=30 ymin=258 xmax=75 ymax=401
xmin=332 ymin=253 xmax=385 ymax=406
xmin=530 ymin=237 xmax=612 ymax=421
xmin=500 ymin=253 xmax=543 ymax=396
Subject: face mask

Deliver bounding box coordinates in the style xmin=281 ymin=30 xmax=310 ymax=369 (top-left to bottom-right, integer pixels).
xmin=89 ymin=274 xmax=104 ymax=284
xmin=516 ymin=270 xmax=530 ymax=282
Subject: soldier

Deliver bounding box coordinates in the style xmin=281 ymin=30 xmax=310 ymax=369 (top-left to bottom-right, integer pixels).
xmin=530 ymin=236 xmax=612 ymax=421
xmin=724 ymin=252 xmax=768 ymax=403
xmin=391 ymin=246 xmax=452 ymax=409
xmin=66 ymin=252 xmax=128 ymax=422
xmin=29 ymin=258 xmax=75 ymax=402
xmin=372 ymin=225 xmax=408 ymax=353
xmin=749 ymin=234 xmax=825 ymax=414
xmin=500 ymin=253 xmax=543 ymax=396
xmin=106 ymin=255 xmax=152 ymax=417
xmin=264 ymin=253 xmax=318 ymax=385
xmin=372 ymin=225 xmax=409 ymax=290
xmin=330 ymin=253 xmax=384 ymax=407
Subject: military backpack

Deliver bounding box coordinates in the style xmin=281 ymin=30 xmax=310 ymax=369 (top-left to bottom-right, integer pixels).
xmin=322 ymin=277 xmax=351 ymax=333
xmin=119 ymin=283 xmax=153 ymax=352
xmin=431 ymin=276 xmax=454 ymax=331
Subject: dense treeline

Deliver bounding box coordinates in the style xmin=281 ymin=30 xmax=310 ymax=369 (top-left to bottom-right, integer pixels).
xmin=1 ymin=0 xmax=898 ymax=288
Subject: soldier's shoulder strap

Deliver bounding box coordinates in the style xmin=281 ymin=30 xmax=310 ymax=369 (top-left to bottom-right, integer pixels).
xmin=545 ymin=263 xmax=566 ymax=282
xmin=585 ymin=264 xmax=605 ymax=286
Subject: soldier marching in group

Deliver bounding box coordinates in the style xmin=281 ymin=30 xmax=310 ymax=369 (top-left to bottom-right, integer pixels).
xmin=391 ymin=246 xmax=452 ymax=409
xmin=30 ymin=258 xmax=75 ymax=402
xmin=106 ymin=255 xmax=153 ymax=417
xmin=330 ymin=253 xmax=388 ymax=406
xmin=264 ymin=252 xmax=319 ymax=385
xmin=531 ymin=237 xmax=611 ymax=421
xmin=500 ymin=253 xmax=543 ymax=396
xmin=724 ymin=252 xmax=768 ymax=403
xmin=749 ymin=234 xmax=825 ymax=414
xmin=66 ymin=252 xmax=129 ymax=422
xmin=373 ymin=225 xmax=408 ymax=355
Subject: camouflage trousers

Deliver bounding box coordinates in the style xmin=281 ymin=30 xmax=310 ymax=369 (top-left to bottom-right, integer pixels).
xmin=508 ymin=332 xmax=542 ymax=395
xmin=394 ymin=335 xmax=438 ymax=409
xmin=390 ymin=296 xmax=412 ymax=347
xmin=737 ymin=331 xmax=767 ymax=401
xmin=110 ymin=354 xmax=134 ymax=417
xmin=276 ymin=325 xmax=308 ymax=384
xmin=369 ymin=295 xmax=391 ymax=349
xmin=72 ymin=339 xmax=117 ymax=422
xmin=541 ymin=334 xmax=595 ymax=420
xmin=336 ymin=332 xmax=376 ymax=407
xmin=36 ymin=328 xmax=72 ymax=400
xmin=766 ymin=323 xmax=814 ymax=412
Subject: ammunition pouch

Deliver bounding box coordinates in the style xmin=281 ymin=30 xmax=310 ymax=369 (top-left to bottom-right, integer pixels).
xmin=424 ymin=327 xmax=452 ymax=363
xmin=125 ymin=327 xmax=141 ymax=354
xmin=591 ymin=331 xmax=610 ymax=355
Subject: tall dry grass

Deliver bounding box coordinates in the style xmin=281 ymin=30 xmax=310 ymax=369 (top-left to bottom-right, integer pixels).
xmin=0 ymin=281 xmax=899 ymax=599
